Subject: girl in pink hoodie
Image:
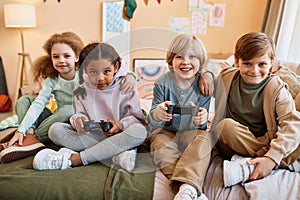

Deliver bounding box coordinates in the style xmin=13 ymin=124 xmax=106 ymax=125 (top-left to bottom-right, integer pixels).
xmin=33 ymin=42 xmax=147 ymax=172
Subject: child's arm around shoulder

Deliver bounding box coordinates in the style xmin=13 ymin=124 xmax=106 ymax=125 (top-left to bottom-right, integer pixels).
xmin=119 ymin=59 xmax=137 ymax=94
xmin=120 ymin=71 xmax=137 ymax=94
xmin=199 ymin=71 xmax=215 ymax=96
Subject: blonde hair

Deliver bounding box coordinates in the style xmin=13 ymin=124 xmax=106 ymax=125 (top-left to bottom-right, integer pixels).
xmin=166 ymin=33 xmax=208 ymax=73
xmin=32 ymin=32 xmax=84 ymax=82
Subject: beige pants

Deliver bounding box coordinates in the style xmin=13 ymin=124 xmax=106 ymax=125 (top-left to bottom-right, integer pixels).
xmin=215 ymin=118 xmax=300 ymax=166
xmin=150 ymin=128 xmax=212 ymax=194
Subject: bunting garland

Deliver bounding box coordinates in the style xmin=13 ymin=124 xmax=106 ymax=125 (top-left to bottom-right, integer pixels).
xmin=143 ymin=0 xmax=174 ymax=5
xmin=143 ymin=0 xmax=149 ymax=5
xmin=43 ymin=0 xmax=61 ymax=2
xmin=43 ymin=0 xmax=175 ymax=5
xmin=123 ymin=0 xmax=137 ymax=21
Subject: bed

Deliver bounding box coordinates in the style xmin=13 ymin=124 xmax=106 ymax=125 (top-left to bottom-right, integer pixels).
xmin=1 ymin=59 xmax=300 ymax=200
xmin=1 ymin=138 xmax=298 ymax=200
xmin=0 ymin=99 xmax=249 ymax=200
xmin=1 ymin=98 xmax=299 ymax=200
xmin=0 ymin=138 xmax=248 ymax=200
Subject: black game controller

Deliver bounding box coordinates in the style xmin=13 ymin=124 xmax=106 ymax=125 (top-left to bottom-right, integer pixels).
xmin=83 ymin=120 xmax=113 ymax=132
xmin=167 ymin=105 xmax=198 ymax=116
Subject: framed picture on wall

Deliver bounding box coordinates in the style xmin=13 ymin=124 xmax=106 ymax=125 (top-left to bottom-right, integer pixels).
xmin=133 ymin=58 xmax=169 ymax=100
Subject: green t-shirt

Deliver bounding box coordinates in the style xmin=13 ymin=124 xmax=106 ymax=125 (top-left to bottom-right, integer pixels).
xmin=226 ymin=73 xmax=273 ymax=137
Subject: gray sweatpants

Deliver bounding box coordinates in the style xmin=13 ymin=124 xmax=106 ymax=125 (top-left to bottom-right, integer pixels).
xmin=48 ymin=122 xmax=147 ymax=165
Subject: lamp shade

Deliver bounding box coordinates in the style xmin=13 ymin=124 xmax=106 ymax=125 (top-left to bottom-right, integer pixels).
xmin=4 ymin=3 xmax=36 ymax=28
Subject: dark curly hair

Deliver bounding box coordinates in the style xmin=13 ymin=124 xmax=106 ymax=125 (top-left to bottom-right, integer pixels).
xmin=74 ymin=42 xmax=121 ymax=100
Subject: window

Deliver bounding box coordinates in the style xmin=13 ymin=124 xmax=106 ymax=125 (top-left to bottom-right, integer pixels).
xmin=276 ymin=0 xmax=300 ymax=64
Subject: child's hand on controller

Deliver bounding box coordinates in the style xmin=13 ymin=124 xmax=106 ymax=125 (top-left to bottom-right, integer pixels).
xmin=75 ymin=116 xmax=89 ymax=134
xmin=153 ymin=101 xmax=173 ymax=122
xmin=189 ymin=101 xmax=208 ymax=126
xmin=105 ymin=119 xmax=123 ymax=137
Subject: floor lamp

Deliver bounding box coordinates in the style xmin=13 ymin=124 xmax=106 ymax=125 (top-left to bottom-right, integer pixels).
xmin=4 ymin=3 xmax=36 ymax=106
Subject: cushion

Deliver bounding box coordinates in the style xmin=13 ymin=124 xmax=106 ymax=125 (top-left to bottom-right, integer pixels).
xmin=273 ymin=60 xmax=300 ymax=75
xmin=273 ymin=66 xmax=300 ymax=99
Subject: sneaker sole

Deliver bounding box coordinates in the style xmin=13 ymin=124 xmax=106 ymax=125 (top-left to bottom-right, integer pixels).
xmin=0 ymin=143 xmax=45 ymax=163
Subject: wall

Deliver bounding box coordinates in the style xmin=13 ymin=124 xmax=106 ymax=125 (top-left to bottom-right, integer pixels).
xmin=0 ymin=0 xmax=267 ymax=101
xmin=130 ymin=0 xmax=267 ymax=59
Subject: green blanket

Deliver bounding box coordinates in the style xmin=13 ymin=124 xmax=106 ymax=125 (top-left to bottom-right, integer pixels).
xmin=0 ymin=151 xmax=156 ymax=200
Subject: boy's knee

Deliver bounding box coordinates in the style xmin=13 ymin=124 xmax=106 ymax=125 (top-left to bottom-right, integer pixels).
xmin=216 ymin=118 xmax=237 ymax=138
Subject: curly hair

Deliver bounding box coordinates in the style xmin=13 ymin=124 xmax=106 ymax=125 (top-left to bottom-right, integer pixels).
xmin=74 ymin=42 xmax=121 ymax=100
xmin=32 ymin=32 xmax=84 ymax=83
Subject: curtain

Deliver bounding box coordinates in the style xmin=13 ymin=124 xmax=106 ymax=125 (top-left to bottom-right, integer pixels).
xmin=276 ymin=0 xmax=300 ymax=64
xmin=261 ymin=0 xmax=285 ymax=44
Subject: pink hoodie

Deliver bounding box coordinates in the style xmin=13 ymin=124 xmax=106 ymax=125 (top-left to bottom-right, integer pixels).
xmin=70 ymin=63 xmax=146 ymax=130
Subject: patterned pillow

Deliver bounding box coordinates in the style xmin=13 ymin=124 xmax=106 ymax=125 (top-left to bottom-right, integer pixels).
xmin=273 ymin=66 xmax=300 ymax=99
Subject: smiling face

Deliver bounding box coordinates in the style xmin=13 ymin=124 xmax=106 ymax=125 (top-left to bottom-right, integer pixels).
xmin=234 ymin=32 xmax=276 ymax=84
xmin=236 ymin=53 xmax=273 ymax=84
xmin=166 ymin=34 xmax=207 ymax=89
xmin=51 ymin=43 xmax=78 ymax=80
xmin=85 ymin=58 xmax=118 ymax=90
xmin=171 ymin=45 xmax=200 ymax=85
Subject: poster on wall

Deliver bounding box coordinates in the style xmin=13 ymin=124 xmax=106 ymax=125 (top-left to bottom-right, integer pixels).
xmin=102 ymin=0 xmax=130 ymax=62
xmin=169 ymin=17 xmax=190 ymax=33
xmin=191 ymin=12 xmax=208 ymax=34
xmin=189 ymin=0 xmax=213 ymax=12
xmin=209 ymin=4 xmax=226 ymax=27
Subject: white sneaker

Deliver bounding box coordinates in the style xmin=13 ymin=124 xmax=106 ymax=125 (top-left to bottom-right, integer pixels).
xmin=112 ymin=148 xmax=137 ymax=172
xmin=174 ymin=184 xmax=198 ymax=200
xmin=33 ymin=148 xmax=76 ymax=170
xmin=223 ymin=155 xmax=255 ymax=187
xmin=231 ymin=154 xmax=252 ymax=163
